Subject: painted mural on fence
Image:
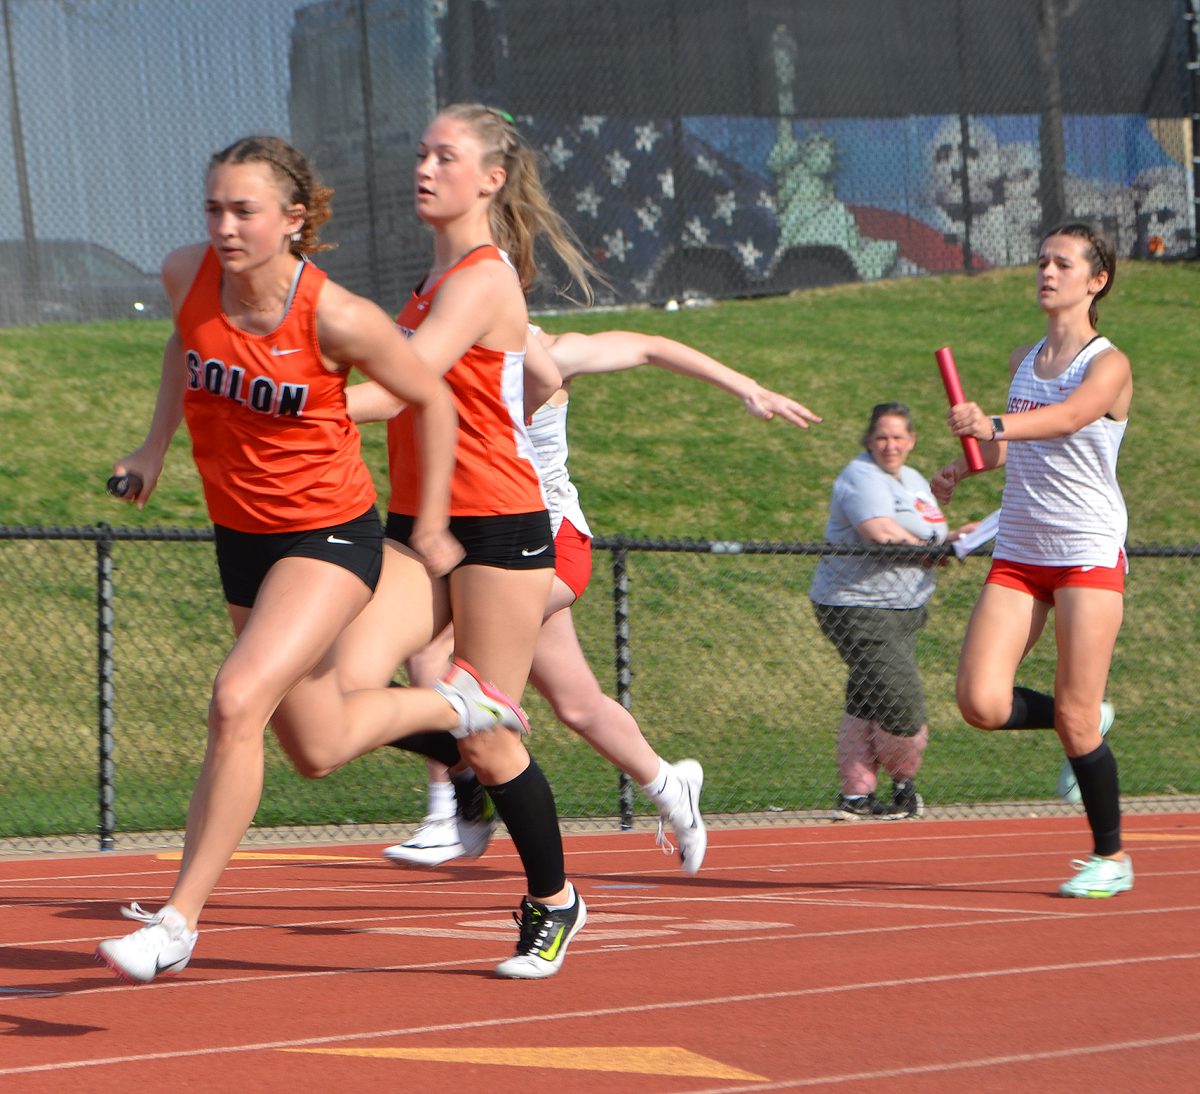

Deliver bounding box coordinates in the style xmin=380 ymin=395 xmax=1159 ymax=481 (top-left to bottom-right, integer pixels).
xmin=522 ymin=109 xmax=1193 ymax=302
xmin=519 ymin=19 xmax=1193 ymax=303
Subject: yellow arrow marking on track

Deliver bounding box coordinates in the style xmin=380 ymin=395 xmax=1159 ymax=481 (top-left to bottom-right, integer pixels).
xmin=282 ymin=1046 xmax=767 ymax=1080
xmin=155 ymin=851 xmax=374 ymax=862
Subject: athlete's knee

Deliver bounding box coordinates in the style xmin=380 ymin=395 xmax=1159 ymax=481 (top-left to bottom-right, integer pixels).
xmin=547 ymin=685 xmax=609 ymax=735
xmin=955 ymin=680 xmax=1008 ymax=730
xmin=274 ymin=732 xmax=342 ymax=780
xmin=456 ymin=730 xmax=525 ymax=781
xmin=208 ymin=671 xmax=272 ymax=745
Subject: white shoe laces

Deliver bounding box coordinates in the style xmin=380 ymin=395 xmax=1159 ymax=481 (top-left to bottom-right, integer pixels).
xmin=655 ymin=818 xmax=675 ymax=858
xmin=117 ymin=901 xmax=191 ymax=944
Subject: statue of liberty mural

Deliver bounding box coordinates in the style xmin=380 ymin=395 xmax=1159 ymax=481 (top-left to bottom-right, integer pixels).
xmin=767 ymin=26 xmax=897 ymax=281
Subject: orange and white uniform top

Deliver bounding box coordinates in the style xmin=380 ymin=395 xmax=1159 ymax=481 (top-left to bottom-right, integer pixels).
xmin=388 ymin=245 xmax=545 ymax=517
xmin=178 ymin=247 xmax=376 ymax=533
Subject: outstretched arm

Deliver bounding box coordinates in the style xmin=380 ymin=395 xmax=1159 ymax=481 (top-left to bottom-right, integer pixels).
xmin=540 ymin=330 xmax=820 ymax=427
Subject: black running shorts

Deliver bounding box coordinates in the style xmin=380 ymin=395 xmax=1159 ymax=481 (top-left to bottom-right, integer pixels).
xmin=385 ymin=510 xmax=555 ymax=571
xmin=214 ymin=505 xmax=384 ymax=607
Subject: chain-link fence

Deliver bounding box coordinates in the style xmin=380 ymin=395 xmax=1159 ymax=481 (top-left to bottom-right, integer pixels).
xmin=2 ymin=526 xmax=1196 ymax=852
xmin=1 ymin=0 xmax=1196 ymax=324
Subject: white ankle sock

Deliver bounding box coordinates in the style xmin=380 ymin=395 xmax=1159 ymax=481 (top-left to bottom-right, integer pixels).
xmin=641 ymin=757 xmax=681 ymax=813
xmin=427 ymin=779 xmax=455 ymax=821
xmin=543 ymin=883 xmax=576 ymax=911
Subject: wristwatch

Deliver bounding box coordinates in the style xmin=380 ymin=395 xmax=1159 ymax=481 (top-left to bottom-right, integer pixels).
xmin=989 ymin=415 xmax=1005 ymax=440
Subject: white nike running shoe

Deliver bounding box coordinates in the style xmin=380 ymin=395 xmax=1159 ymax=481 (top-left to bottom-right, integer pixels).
xmin=494 ymin=888 xmax=586 ymax=979
xmin=96 ymin=903 xmax=197 ymax=984
xmin=434 ymin=659 xmax=530 ymax=739
xmin=382 ymin=816 xmax=465 ymax=867
xmin=656 ymin=759 xmax=707 ymax=875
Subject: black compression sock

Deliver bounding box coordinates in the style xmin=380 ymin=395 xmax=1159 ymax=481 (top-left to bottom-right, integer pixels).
xmin=381 ymin=683 xmax=464 ymax=765
xmin=485 ymin=757 xmax=566 ymax=900
xmin=1000 ymin=686 xmax=1056 ymax=729
xmin=1069 ymin=741 xmax=1122 ymax=856
xmin=387 ymin=731 xmax=462 ymax=767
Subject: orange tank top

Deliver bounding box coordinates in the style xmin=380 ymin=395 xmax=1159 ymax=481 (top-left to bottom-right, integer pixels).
xmin=387 ymin=245 xmax=545 ymax=517
xmin=179 ymin=247 xmax=376 ymax=533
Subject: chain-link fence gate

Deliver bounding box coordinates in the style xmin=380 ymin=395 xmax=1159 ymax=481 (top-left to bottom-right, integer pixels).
xmin=2 ymin=526 xmax=1196 ymax=852
xmin=1 ymin=0 xmax=1196 ymax=324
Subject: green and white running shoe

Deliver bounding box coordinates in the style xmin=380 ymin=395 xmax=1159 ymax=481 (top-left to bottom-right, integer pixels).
xmin=1059 ymin=853 xmax=1134 ymax=898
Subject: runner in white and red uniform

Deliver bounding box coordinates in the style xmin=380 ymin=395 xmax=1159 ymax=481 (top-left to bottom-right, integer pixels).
xmin=934 ymin=221 xmax=1134 ymax=900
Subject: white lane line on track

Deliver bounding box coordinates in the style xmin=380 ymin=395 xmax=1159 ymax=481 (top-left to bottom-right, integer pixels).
xmin=10 ymin=886 xmax=1200 ymax=951
xmin=2 ymin=951 xmax=1198 ymax=1078
xmin=10 ymin=903 xmax=1200 ymax=994
xmin=2 ymin=819 xmax=1197 ymax=885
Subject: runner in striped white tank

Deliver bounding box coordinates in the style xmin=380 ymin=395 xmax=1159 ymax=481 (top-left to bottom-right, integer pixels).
xmin=933 ymin=222 xmax=1134 ymax=900
xmin=524 ymin=392 xmax=592 ymax=539
xmin=996 ymin=335 xmax=1127 ymax=568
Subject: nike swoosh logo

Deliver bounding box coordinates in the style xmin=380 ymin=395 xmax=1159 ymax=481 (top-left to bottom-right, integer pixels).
xmin=539 ymin=924 xmax=567 ymax=961
xmin=271 ymin=346 xmax=303 ymax=356
xmin=327 ymin=535 xmax=353 ymax=545
xmin=521 ymin=545 xmax=549 ymax=557
xmin=684 ymin=783 xmax=698 ymax=829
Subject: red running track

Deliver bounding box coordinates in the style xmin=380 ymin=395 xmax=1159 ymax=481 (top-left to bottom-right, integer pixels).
xmin=2 ymin=812 xmax=1198 ymax=1092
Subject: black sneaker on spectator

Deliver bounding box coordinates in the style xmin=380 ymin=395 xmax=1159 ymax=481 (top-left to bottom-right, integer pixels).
xmin=888 ymin=779 xmax=924 ymax=819
xmin=832 ymin=793 xmax=892 ymax=821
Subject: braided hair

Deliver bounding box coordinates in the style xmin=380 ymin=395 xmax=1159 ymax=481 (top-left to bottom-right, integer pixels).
xmin=208 ymin=136 xmax=334 ymax=257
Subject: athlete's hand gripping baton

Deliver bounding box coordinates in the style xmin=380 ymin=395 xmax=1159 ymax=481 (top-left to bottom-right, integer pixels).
xmin=935 ymin=346 xmax=985 ymax=472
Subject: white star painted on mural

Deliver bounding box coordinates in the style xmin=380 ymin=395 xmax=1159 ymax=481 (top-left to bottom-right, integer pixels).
xmin=580 ymin=115 xmax=605 ymax=137
xmin=603 ymin=227 xmax=633 ymax=262
xmin=696 ymin=154 xmax=719 ymax=177
xmin=735 ymin=238 xmax=763 ymax=268
xmin=635 ymin=201 xmax=662 ymax=231
xmin=714 ymin=190 xmax=737 ymax=225
xmin=605 ymin=149 xmax=631 ymax=186
xmin=658 ymin=169 xmax=675 ymax=198
xmin=757 ymin=190 xmax=776 ymax=213
xmin=683 ymin=217 xmax=709 ymax=245
xmin=633 ymin=123 xmax=662 ymax=153
xmin=543 ymin=137 xmax=573 ymax=170
xmin=575 ymin=184 xmax=602 ymax=218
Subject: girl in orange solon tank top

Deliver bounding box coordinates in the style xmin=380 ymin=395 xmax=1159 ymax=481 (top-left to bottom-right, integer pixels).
xmin=95 ymin=135 xmax=473 ymax=985
xmin=317 ymin=105 xmax=601 ymax=979
xmin=934 ymin=222 xmax=1134 ymax=900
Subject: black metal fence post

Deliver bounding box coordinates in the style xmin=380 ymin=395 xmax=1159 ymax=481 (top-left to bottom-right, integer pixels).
xmin=95 ymin=526 xmax=116 ymax=850
xmin=1187 ymin=0 xmax=1200 ymax=257
xmin=611 ymin=540 xmax=635 ymax=829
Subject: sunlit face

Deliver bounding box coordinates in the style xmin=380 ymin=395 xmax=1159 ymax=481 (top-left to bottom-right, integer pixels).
xmin=1036 ymin=233 xmax=1106 ymax=315
xmin=413 ymin=115 xmax=503 ymax=224
xmin=203 ymin=161 xmax=302 ymax=272
xmin=867 ymin=414 xmax=916 ymax=476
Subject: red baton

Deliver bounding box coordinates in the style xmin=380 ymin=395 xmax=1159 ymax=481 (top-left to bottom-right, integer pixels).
xmin=935 ymin=346 xmax=985 ymax=472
